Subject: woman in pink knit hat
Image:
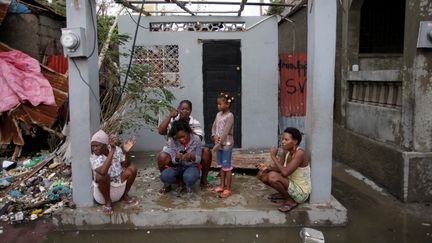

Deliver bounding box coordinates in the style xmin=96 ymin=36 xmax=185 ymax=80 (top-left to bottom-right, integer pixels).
xmin=90 ymin=130 xmax=138 ymax=215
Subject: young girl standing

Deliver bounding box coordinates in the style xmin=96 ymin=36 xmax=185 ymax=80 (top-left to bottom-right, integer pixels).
xmin=211 ymin=92 xmax=235 ymax=198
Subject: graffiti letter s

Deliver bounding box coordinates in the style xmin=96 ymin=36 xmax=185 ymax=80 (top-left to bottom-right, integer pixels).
xmin=285 ymin=79 xmax=296 ymax=94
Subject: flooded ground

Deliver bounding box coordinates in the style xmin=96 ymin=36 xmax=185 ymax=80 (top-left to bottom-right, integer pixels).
xmin=2 ymin=161 xmax=431 ymax=243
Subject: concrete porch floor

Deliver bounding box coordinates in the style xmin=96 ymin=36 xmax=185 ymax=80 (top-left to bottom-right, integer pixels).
xmin=53 ymin=151 xmax=347 ymax=229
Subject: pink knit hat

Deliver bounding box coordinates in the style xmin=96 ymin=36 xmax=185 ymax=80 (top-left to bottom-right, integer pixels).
xmin=91 ymin=130 xmax=109 ymax=145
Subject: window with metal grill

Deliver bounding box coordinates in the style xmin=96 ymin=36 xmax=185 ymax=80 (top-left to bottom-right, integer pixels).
xmin=359 ymin=0 xmax=405 ymax=54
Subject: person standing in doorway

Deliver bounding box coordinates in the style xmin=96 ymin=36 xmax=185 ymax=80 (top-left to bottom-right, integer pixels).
xmin=212 ymin=92 xmax=235 ymax=198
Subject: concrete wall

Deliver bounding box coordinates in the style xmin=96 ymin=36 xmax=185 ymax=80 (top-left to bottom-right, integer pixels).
xmin=0 ymin=13 xmax=64 ymax=62
xmin=278 ymin=8 xmax=307 ymax=54
xmin=333 ymin=124 xmax=405 ymax=199
xmin=119 ymin=16 xmax=279 ymax=151
xmin=335 ymin=0 xmax=432 ymax=202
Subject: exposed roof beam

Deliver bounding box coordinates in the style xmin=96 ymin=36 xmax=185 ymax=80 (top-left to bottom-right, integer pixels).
xmin=279 ymin=0 xmax=307 ymax=23
xmin=116 ymin=0 xmax=151 ymax=16
xmin=126 ymin=1 xmax=294 ymax=7
xmin=237 ymin=0 xmax=247 ymax=16
xmin=167 ymin=0 xmax=196 ymax=16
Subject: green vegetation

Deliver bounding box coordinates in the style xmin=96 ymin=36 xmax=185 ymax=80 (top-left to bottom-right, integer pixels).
xmin=97 ymin=13 xmax=175 ymax=134
xmin=266 ymin=0 xmax=286 ymax=15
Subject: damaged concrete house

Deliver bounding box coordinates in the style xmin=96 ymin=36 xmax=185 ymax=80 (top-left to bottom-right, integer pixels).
xmin=277 ymin=0 xmax=432 ymax=202
xmin=118 ymin=15 xmax=279 ymax=152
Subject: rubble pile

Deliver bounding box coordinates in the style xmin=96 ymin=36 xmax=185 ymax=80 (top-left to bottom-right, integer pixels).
xmin=0 ymin=152 xmax=75 ymax=224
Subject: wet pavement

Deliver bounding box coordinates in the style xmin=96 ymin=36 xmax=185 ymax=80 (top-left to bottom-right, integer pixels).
xmin=51 ymin=151 xmax=345 ymax=227
xmin=1 ymin=154 xmax=432 ymax=242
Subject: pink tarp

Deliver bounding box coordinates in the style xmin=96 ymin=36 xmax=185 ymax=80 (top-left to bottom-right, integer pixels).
xmin=0 ymin=50 xmax=55 ymax=113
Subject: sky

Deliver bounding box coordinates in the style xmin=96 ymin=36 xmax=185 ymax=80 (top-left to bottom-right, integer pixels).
xmin=107 ymin=0 xmax=271 ymax=16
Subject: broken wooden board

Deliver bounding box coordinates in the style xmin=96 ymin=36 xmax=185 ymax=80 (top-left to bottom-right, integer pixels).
xmin=0 ymin=42 xmax=68 ymax=146
xmin=210 ymin=148 xmax=272 ymax=169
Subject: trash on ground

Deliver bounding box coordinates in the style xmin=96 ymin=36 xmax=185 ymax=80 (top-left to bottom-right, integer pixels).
xmin=299 ymin=227 xmax=325 ymax=243
xmin=0 ymin=150 xmax=74 ymax=224
xmin=2 ymin=160 xmax=17 ymax=170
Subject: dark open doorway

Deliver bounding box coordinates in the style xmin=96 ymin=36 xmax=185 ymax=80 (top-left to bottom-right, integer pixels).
xmin=202 ymin=40 xmax=242 ymax=147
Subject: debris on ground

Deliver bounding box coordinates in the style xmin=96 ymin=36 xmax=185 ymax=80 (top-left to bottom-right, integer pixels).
xmin=299 ymin=227 xmax=325 ymax=243
xmin=0 ymin=150 xmax=74 ymax=224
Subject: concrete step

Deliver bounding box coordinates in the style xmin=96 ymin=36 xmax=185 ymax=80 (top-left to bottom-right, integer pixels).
xmin=53 ymin=161 xmax=347 ymax=229
xmin=54 ymin=197 xmax=346 ymax=229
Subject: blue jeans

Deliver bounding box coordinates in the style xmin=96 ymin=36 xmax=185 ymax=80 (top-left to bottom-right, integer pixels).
xmin=216 ymin=148 xmax=233 ymax=171
xmin=160 ymin=165 xmax=200 ymax=188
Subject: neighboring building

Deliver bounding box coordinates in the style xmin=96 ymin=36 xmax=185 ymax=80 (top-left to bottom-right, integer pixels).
xmin=278 ymin=0 xmax=432 ymax=202
xmin=0 ymin=0 xmax=65 ymax=63
xmin=119 ymin=15 xmax=279 ymax=151
xmin=334 ymin=0 xmax=432 ymax=202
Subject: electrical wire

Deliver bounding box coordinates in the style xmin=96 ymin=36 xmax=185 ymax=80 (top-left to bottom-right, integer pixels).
xmin=126 ymin=8 xmax=149 ymax=29
xmin=71 ymin=59 xmax=101 ymax=111
xmin=116 ymin=0 xmax=146 ymax=108
xmin=87 ymin=0 xmax=97 ymax=58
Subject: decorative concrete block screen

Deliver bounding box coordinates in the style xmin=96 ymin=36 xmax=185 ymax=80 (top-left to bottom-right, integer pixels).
xmin=149 ymin=22 xmax=246 ymax=32
xmin=132 ymin=45 xmax=180 ymax=87
xmin=348 ymin=81 xmax=402 ymax=108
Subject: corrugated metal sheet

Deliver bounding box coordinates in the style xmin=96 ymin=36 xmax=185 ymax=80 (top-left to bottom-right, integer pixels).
xmin=0 ymin=42 xmax=68 ymax=145
xmin=47 ymin=55 xmax=68 ymax=74
xmin=279 ymin=53 xmax=307 ymax=116
xmin=279 ymin=116 xmax=305 ymax=133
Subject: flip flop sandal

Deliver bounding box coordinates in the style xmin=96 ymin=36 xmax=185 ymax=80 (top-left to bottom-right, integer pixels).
xmin=214 ymin=186 xmax=225 ymax=193
xmin=267 ymin=193 xmax=285 ymax=200
xmin=175 ymin=186 xmax=186 ymax=197
xmin=102 ymin=205 xmax=113 ymax=216
xmin=124 ymin=196 xmax=139 ymax=206
xmin=201 ymin=183 xmax=214 ymax=189
xmin=278 ymin=203 xmax=298 ymax=213
xmin=270 ymin=198 xmax=288 ymax=205
xmin=158 ymin=185 xmax=172 ymax=195
xmin=219 ymin=189 xmax=232 ymax=198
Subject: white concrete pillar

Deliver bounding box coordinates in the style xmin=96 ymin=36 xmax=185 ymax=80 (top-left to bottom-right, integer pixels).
xmin=66 ymin=0 xmax=100 ymax=206
xmin=305 ymin=0 xmax=337 ymax=203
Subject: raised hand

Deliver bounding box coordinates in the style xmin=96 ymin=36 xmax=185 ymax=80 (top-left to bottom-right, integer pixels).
xmin=123 ymin=136 xmax=137 ymax=153
xmin=169 ymin=110 xmax=178 ymax=118
xmin=257 ymin=163 xmax=267 ymax=171
xmin=270 ymin=147 xmax=278 ymax=157
xmin=109 ymin=135 xmax=120 ymax=146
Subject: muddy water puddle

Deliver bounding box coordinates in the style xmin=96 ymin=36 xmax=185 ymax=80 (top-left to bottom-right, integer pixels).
xmin=43 ymin=174 xmax=432 ymax=243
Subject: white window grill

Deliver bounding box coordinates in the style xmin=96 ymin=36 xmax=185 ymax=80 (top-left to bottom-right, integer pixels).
xmin=132 ymin=45 xmax=180 ymax=87
xmin=150 ymin=22 xmax=246 ymax=32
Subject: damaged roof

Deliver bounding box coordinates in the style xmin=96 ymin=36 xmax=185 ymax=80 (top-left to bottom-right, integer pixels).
xmin=0 ymin=42 xmax=68 ymax=146
xmin=0 ymin=0 xmax=65 ymax=27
